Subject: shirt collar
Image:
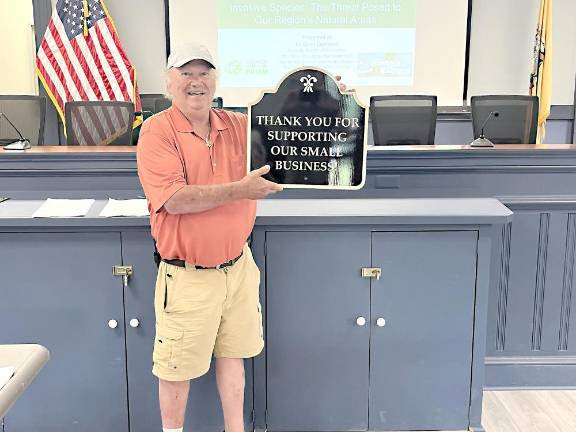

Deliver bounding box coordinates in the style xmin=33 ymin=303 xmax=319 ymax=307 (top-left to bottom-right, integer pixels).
xmin=169 ymin=105 xmax=228 ymax=134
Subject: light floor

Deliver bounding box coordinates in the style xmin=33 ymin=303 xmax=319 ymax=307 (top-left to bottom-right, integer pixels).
xmin=388 ymin=390 xmax=576 ymax=432
xmin=482 ymin=390 xmax=576 ymax=432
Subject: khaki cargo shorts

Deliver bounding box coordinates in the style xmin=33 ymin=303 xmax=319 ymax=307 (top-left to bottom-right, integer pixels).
xmin=152 ymin=244 xmax=264 ymax=381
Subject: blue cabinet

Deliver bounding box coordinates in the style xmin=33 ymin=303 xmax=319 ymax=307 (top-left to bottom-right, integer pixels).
xmin=369 ymin=231 xmax=477 ymax=430
xmin=265 ymin=231 xmax=371 ymax=431
xmin=0 ymin=196 xmax=507 ymax=431
xmin=264 ymin=229 xmax=478 ymax=431
xmin=0 ymin=230 xmax=253 ymax=432
xmin=0 ymin=233 xmax=128 ymax=432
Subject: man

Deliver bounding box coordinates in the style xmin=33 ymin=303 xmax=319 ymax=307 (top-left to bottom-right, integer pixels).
xmin=136 ymin=43 xmax=283 ymax=432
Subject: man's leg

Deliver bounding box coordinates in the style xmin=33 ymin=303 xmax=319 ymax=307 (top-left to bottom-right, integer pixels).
xmin=216 ymin=358 xmax=245 ymax=432
xmin=159 ymin=378 xmax=190 ymax=429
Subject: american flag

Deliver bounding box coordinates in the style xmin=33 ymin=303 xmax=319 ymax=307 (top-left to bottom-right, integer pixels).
xmin=36 ymin=0 xmax=142 ymax=142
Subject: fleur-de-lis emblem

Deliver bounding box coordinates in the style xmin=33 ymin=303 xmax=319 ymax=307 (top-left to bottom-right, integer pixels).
xmin=300 ymin=74 xmax=317 ymax=92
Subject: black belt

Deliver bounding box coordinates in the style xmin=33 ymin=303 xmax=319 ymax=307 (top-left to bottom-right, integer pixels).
xmin=163 ymin=251 xmax=243 ymax=270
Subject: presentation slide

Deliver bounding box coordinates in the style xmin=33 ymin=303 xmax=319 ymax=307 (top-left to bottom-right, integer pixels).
xmin=170 ymin=0 xmax=468 ymax=106
xmin=218 ymin=1 xmax=416 ymax=88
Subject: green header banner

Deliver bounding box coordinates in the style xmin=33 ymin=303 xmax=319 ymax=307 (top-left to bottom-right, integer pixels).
xmin=218 ymin=0 xmax=416 ymax=28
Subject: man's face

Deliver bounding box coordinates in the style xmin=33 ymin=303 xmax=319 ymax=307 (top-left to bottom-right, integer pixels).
xmin=167 ymin=60 xmax=216 ymax=112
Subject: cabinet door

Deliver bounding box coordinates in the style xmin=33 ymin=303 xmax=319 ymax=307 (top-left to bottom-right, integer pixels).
xmin=122 ymin=231 xmax=253 ymax=432
xmin=0 ymin=232 xmax=128 ymax=432
xmin=266 ymin=231 xmax=370 ymax=431
xmin=369 ymin=231 xmax=477 ymax=431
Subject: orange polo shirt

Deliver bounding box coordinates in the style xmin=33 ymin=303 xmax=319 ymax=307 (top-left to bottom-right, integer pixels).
xmin=136 ymin=106 xmax=256 ymax=267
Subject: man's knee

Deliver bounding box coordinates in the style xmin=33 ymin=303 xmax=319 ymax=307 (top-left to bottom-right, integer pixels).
xmin=159 ymin=378 xmax=190 ymax=402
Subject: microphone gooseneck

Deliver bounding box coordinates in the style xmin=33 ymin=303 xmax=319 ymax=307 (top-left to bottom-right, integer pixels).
xmin=470 ymin=110 xmax=500 ymax=148
xmin=479 ymin=111 xmax=500 ymax=138
xmin=0 ymin=112 xmax=26 ymax=141
xmin=0 ymin=112 xmax=31 ymax=150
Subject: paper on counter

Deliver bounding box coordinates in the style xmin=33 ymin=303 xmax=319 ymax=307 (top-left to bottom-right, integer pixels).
xmin=0 ymin=366 xmax=16 ymax=390
xmin=32 ymin=199 xmax=95 ymax=218
xmin=99 ymin=198 xmax=149 ymax=217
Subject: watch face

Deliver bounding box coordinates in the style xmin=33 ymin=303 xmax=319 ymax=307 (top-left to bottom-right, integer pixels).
xmin=249 ymin=67 xmax=367 ymax=190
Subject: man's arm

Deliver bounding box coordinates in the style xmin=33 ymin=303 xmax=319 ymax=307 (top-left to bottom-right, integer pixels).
xmin=164 ymin=165 xmax=282 ymax=214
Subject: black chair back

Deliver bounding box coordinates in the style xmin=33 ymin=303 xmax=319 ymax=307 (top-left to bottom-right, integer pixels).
xmin=471 ymin=95 xmax=539 ymax=144
xmin=154 ymin=97 xmax=171 ymax=113
xmin=0 ymin=96 xmax=46 ymax=145
xmin=369 ymin=95 xmax=437 ymax=145
xmin=139 ymin=93 xmax=164 ymax=114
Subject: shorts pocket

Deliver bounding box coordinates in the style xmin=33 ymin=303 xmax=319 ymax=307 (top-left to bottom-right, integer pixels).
xmin=163 ymin=268 xmax=181 ymax=313
xmin=153 ymin=327 xmax=184 ymax=371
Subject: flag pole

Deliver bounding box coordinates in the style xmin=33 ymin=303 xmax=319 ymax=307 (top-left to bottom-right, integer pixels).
xmin=82 ymin=0 xmax=89 ymax=36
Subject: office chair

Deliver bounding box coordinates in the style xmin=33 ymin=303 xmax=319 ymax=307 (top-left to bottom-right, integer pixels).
xmin=471 ymin=95 xmax=539 ymax=144
xmin=370 ymin=95 xmax=437 ymax=145
xmin=154 ymin=97 xmax=171 ymax=113
xmin=0 ymin=95 xmax=46 ymax=146
xmin=65 ymin=101 xmax=135 ymax=146
xmin=139 ymin=93 xmax=164 ymax=114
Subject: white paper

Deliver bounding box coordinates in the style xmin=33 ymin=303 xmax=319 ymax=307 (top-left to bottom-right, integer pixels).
xmin=98 ymin=198 xmax=149 ymax=217
xmin=32 ymin=199 xmax=95 ymax=218
xmin=0 ymin=366 xmax=15 ymax=390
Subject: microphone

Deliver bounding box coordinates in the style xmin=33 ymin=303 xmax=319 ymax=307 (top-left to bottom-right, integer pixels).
xmin=470 ymin=110 xmax=500 ymax=148
xmin=0 ymin=112 xmax=31 ymax=150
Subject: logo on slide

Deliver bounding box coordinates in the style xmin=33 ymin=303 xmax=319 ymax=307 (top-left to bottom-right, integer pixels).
xmin=300 ymin=74 xmax=317 ymax=93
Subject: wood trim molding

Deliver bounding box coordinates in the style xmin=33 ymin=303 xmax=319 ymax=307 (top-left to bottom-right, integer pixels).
xmin=559 ymin=213 xmax=576 ymax=350
xmin=496 ymin=222 xmax=512 ymax=351
xmin=531 ymin=213 xmax=550 ymax=350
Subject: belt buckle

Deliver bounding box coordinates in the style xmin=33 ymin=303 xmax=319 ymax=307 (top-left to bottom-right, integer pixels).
xmin=215 ymin=254 xmax=240 ymax=271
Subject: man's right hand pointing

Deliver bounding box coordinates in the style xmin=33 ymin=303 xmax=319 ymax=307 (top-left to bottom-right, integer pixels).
xmin=237 ymin=165 xmax=283 ymax=200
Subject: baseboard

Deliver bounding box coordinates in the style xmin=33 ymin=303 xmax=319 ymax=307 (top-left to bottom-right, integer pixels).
xmin=485 ymin=355 xmax=576 ymax=388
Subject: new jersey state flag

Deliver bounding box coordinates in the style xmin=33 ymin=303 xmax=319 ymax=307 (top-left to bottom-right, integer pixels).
xmin=529 ymin=0 xmax=553 ymax=143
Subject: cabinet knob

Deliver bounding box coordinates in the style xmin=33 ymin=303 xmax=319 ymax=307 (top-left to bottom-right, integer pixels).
xmin=376 ymin=318 xmax=386 ymax=327
xmin=129 ymin=318 xmax=140 ymax=328
xmin=108 ymin=319 xmax=118 ymax=329
xmin=356 ymin=316 xmax=366 ymax=326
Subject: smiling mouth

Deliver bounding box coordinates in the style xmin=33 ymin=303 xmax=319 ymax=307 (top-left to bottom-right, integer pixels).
xmin=187 ymin=91 xmax=206 ymax=96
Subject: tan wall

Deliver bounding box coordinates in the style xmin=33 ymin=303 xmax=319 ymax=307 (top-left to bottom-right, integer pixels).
xmin=468 ymin=0 xmax=576 ymax=105
xmin=4 ymin=0 xmax=576 ymax=104
xmin=0 ymin=0 xmax=37 ymax=95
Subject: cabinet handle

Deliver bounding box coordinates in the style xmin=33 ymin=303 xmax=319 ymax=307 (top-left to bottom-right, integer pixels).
xmin=376 ymin=318 xmax=386 ymax=327
xmin=108 ymin=319 xmax=118 ymax=329
xmin=129 ymin=318 xmax=140 ymax=328
xmin=361 ymin=268 xmax=382 ymax=280
xmin=356 ymin=316 xmax=367 ymax=326
xmin=112 ymin=265 xmax=133 ymax=288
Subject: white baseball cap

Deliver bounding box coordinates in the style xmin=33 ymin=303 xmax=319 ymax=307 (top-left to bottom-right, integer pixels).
xmin=166 ymin=43 xmax=216 ymax=69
